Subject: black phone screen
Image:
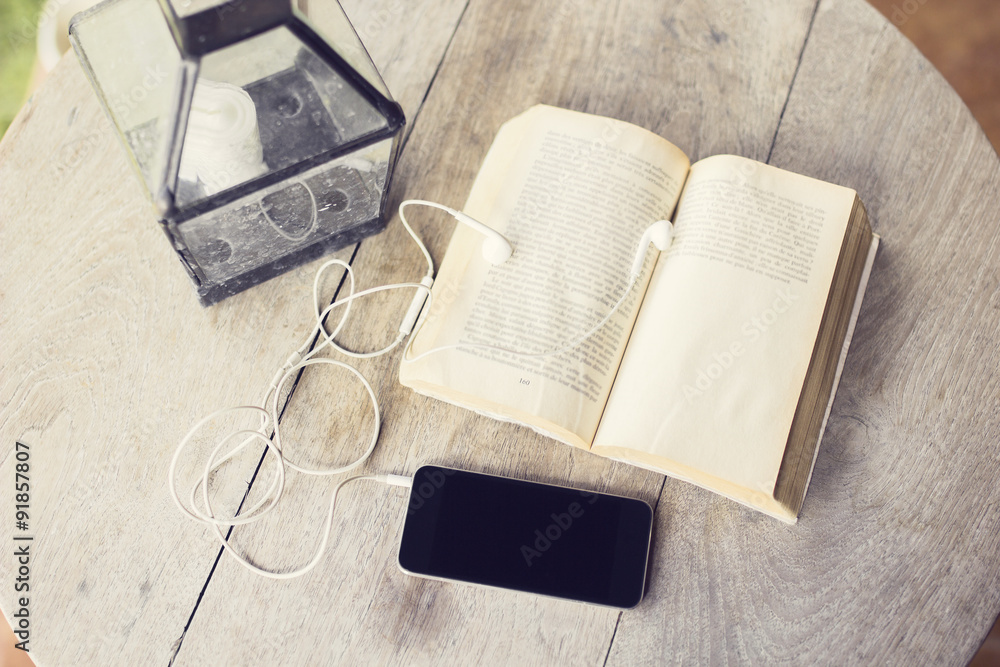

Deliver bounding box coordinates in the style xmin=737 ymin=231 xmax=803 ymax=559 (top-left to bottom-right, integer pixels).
xmin=397 ymin=465 xmax=654 ymax=608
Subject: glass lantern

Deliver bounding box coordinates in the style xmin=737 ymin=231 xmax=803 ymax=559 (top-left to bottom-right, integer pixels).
xmin=69 ymin=0 xmax=404 ymax=305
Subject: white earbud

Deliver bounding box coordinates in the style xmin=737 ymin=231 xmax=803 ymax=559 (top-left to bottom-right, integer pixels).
xmin=397 ymin=200 xmax=514 ymax=265
xmin=448 ymin=209 xmax=514 ymax=264
xmin=629 ymin=219 xmax=674 ymax=279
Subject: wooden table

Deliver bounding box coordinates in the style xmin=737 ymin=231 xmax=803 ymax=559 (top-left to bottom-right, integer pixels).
xmin=2 ymin=0 xmax=999 ymax=664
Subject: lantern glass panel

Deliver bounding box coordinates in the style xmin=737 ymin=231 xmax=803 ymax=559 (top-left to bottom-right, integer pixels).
xmin=174 ymin=136 xmax=391 ymax=286
xmin=69 ymin=0 xmax=181 ymax=201
xmin=175 ymin=25 xmax=388 ymax=208
xmin=293 ymin=0 xmax=390 ymax=98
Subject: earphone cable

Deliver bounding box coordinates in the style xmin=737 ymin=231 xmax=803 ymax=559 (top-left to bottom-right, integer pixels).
xmin=169 ymin=199 xmax=661 ymax=579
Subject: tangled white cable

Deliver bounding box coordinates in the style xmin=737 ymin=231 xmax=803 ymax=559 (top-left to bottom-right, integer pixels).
xmin=168 ymin=203 xmax=434 ymax=579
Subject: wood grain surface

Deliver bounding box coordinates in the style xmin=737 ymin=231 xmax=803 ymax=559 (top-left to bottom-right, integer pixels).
xmin=2 ymin=0 xmax=999 ymax=665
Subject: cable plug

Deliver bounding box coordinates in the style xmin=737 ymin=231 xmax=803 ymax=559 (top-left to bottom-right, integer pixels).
xmin=379 ymin=474 xmax=413 ymax=488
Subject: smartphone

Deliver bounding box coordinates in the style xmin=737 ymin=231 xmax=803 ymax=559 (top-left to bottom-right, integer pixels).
xmin=397 ymin=465 xmax=654 ymax=608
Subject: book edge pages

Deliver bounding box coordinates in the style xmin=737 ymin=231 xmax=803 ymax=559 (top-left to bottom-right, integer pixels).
xmin=603 ymin=455 xmax=797 ymax=524
xmin=797 ymin=233 xmax=881 ymax=514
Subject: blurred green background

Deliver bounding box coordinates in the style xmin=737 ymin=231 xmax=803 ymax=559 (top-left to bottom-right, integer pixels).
xmin=0 ymin=0 xmax=47 ymax=138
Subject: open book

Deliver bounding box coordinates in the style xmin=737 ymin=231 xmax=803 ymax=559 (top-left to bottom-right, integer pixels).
xmin=400 ymin=105 xmax=878 ymax=522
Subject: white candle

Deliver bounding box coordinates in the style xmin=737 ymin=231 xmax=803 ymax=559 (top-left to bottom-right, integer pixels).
xmin=178 ymin=79 xmax=268 ymax=196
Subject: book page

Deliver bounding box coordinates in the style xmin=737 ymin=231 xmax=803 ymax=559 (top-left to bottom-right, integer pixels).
xmin=399 ymin=105 xmax=690 ymax=447
xmin=593 ymin=155 xmax=856 ymax=494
